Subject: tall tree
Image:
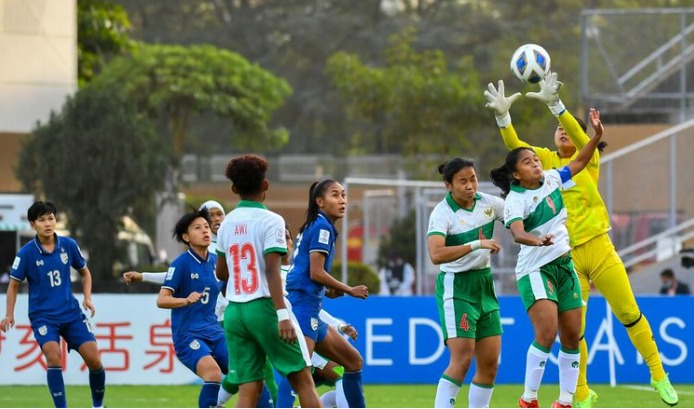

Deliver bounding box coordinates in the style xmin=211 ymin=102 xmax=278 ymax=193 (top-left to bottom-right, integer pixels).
xmin=78 ymin=0 xmax=133 ymax=86
xmin=93 ymin=43 xmax=292 ymax=166
xmin=326 ymin=29 xmax=488 ymax=164
xmin=16 ymin=86 xmax=168 ymax=278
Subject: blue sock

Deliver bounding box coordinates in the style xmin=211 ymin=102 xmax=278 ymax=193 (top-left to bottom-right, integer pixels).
xmin=275 ymin=376 xmax=295 ymax=408
xmin=199 ymin=381 xmax=221 ymax=408
xmin=343 ymin=370 xmax=366 ymax=408
xmin=88 ymin=367 xmax=106 ymax=407
xmin=47 ymin=367 xmax=67 ymax=408
xmin=256 ymin=384 xmax=274 ymax=408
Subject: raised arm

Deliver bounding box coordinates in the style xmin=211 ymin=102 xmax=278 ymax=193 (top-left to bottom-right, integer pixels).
xmin=566 ymin=111 xmax=604 ymax=177
xmin=485 ymin=80 xmax=553 ymax=164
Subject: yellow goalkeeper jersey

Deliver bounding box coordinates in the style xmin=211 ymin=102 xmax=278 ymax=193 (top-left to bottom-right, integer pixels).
xmin=499 ymin=111 xmax=610 ymax=247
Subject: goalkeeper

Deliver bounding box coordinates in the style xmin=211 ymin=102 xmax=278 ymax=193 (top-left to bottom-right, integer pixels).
xmin=484 ymin=73 xmax=678 ymax=408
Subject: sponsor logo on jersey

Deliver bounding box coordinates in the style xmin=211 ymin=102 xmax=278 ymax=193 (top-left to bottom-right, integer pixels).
xmin=191 ymin=273 xmax=199 ymax=279
xmin=13 ymin=257 xmax=21 ymax=269
xmin=318 ymin=229 xmax=330 ymax=245
xmin=166 ymin=267 xmax=175 ymax=280
xmin=275 ymin=229 xmax=285 ymax=245
xmin=572 ymin=361 xmax=579 ymax=368
xmin=311 ymin=317 xmax=319 ymax=331
xmin=484 ymin=207 xmax=494 ymax=219
xmin=38 ymin=325 xmax=48 ymax=336
xmin=60 ymin=252 xmax=69 ymax=265
xmin=189 ymin=340 xmax=201 ymax=350
xmin=533 ymin=196 xmax=539 ymax=202
xmin=36 ymin=260 xmax=44 ymax=267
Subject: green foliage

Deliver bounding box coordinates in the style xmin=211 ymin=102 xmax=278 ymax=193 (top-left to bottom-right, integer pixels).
xmin=94 ymin=43 xmax=292 ymax=164
xmin=377 ymin=210 xmax=417 ymax=268
xmin=16 ymin=85 xmax=168 ymax=279
xmin=327 ymin=28 xmax=487 ymax=158
xmin=331 ymin=262 xmax=381 ymax=294
xmin=78 ymin=0 xmax=132 ymax=86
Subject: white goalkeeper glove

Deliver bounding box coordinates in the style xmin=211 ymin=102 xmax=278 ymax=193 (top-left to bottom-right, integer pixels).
xmin=484 ymin=80 xmax=521 ymax=128
xmin=525 ymin=71 xmax=566 ymax=116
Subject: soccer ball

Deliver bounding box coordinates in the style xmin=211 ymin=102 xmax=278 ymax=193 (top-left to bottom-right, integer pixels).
xmin=510 ymin=44 xmax=551 ymax=84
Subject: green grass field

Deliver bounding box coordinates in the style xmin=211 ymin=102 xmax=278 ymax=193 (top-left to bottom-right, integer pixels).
xmin=1 ymin=384 xmax=692 ymax=408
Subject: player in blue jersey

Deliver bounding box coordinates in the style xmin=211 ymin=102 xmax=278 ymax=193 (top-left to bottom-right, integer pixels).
xmin=285 ymin=179 xmax=369 ymax=408
xmin=1 ymin=201 xmax=106 ymax=408
xmin=158 ymin=207 xmax=229 ymax=408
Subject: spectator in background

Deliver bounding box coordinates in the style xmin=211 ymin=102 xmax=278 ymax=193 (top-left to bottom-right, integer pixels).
xmin=378 ymin=253 xmax=414 ymax=296
xmin=660 ymin=269 xmax=690 ymax=296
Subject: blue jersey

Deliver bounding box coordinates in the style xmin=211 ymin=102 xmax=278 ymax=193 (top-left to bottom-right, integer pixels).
xmin=162 ymin=249 xmax=222 ymax=342
xmin=286 ymin=212 xmax=338 ymax=310
xmin=10 ymin=235 xmax=86 ymax=322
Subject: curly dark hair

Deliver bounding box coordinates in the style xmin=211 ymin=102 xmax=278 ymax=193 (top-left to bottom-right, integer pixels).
xmin=224 ymin=154 xmax=268 ymax=196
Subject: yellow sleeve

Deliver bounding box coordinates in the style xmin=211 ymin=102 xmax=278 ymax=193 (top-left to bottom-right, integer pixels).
xmin=500 ymin=124 xmax=554 ymax=168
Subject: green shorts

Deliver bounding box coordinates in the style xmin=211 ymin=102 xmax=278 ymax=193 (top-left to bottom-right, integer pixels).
xmin=224 ymin=297 xmax=311 ymax=384
xmin=517 ymin=255 xmax=583 ymax=313
xmin=435 ymin=268 xmax=503 ymax=342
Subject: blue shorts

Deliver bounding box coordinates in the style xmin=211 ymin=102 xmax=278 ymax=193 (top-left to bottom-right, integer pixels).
xmin=31 ymin=312 xmax=96 ymax=351
xmin=291 ymin=302 xmax=328 ymax=344
xmin=174 ymin=329 xmax=228 ymax=375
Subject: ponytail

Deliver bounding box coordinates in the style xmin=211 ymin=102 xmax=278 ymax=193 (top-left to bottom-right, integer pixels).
xmin=490 ymin=147 xmax=534 ymax=198
xmin=490 ymin=165 xmax=513 ymax=198
xmin=300 ymin=179 xmax=337 ymax=233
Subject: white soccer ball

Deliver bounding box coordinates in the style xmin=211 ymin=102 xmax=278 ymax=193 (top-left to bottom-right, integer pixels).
xmin=510 ymin=44 xmax=551 ymax=84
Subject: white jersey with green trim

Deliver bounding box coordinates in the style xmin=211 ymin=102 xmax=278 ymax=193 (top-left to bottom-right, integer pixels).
xmin=216 ymin=200 xmax=288 ymax=303
xmin=427 ymin=192 xmax=505 ymax=273
xmin=504 ymin=169 xmax=571 ymax=279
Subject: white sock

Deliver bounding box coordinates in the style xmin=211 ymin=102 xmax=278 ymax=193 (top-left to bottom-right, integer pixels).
xmin=435 ymin=376 xmax=461 ymax=408
xmin=558 ymin=348 xmax=581 ymax=405
xmin=336 ymin=380 xmax=349 ymax=408
xmin=217 ymin=386 xmax=234 ymax=406
xmin=320 ymin=390 xmax=337 ymax=408
xmin=468 ymin=383 xmax=494 ymax=408
xmin=523 ymin=342 xmax=550 ymax=402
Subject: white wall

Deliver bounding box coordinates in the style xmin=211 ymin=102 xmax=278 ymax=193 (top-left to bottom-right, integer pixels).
xmin=0 ymin=0 xmax=76 ymax=133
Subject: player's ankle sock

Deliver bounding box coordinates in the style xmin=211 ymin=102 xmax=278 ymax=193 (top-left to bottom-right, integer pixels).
xmin=624 ymin=313 xmax=666 ymax=381
xmin=47 ymin=367 xmax=67 ymax=408
xmin=342 ymin=370 xmax=366 ymax=408
xmin=523 ymin=341 xmax=550 ymax=401
xmin=574 ymin=337 xmax=590 ymax=402
xmin=218 ymin=376 xmax=238 ymax=406
xmin=320 ymin=390 xmax=337 ymax=408
xmin=88 ymin=366 xmax=106 ymax=408
xmin=199 ymin=381 xmax=220 ymax=408
xmin=256 ymin=385 xmax=274 ymax=408
xmin=558 ymin=347 xmax=580 ymax=405
xmin=468 ymin=382 xmax=494 ymax=408
xmin=434 ymin=375 xmax=461 ymax=408
xmin=335 ymin=379 xmax=349 ymax=408
xmin=276 ymin=376 xmax=296 ymax=408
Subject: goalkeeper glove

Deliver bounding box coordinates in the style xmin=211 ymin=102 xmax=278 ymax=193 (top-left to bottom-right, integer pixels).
xmin=525 ymin=71 xmax=566 ymax=116
xmin=484 ymin=79 xmax=521 ymax=128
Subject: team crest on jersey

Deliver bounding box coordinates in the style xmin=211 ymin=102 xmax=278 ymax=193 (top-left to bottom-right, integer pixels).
xmin=459 ymin=219 xmax=466 ymax=226
xmin=311 ymin=317 xmax=319 ymax=331
xmin=189 ymin=340 xmax=201 ymax=350
xmin=60 ymin=252 xmax=69 ymax=265
xmin=38 ymin=325 xmax=48 ymax=336
xmin=484 ymin=207 xmax=494 ymax=219
xmin=12 ymin=257 xmax=21 ymax=270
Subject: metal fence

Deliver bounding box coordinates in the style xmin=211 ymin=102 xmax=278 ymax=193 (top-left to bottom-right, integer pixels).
xmin=581 ymin=8 xmax=694 ymax=122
